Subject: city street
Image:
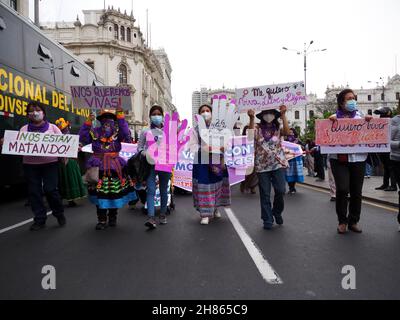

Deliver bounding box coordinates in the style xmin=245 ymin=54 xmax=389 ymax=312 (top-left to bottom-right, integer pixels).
xmin=1 ymin=184 xmax=399 ymax=300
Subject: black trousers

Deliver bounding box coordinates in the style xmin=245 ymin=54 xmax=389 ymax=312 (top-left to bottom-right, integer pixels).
xmin=96 ymin=206 xmax=118 ymax=222
xmin=391 ymin=160 xmax=400 ymax=224
xmin=314 ymin=154 xmax=325 ymax=180
xmin=330 ymin=159 xmax=366 ymax=226
xmin=379 ymin=153 xmax=397 ymax=188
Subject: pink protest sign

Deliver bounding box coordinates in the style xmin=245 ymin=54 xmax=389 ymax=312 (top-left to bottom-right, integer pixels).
xmin=282 ymin=141 xmax=304 ymax=161
xmin=315 ymin=118 xmax=390 ymax=146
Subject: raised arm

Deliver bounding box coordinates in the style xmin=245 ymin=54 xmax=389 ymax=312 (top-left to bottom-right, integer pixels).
xmin=79 ymin=113 xmax=95 ymax=144
xmin=116 ymin=109 xmax=132 ymax=142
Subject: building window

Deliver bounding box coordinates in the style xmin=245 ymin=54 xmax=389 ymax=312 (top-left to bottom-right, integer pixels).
xmin=396 ymin=92 xmax=400 ymax=100
xmin=381 ymin=93 xmax=385 ymax=101
xmin=295 ymin=111 xmax=300 ymax=120
xmin=134 ymin=33 xmax=137 ymax=38
xmin=309 ymin=110 xmax=314 ymax=119
xmin=118 ymin=64 xmax=128 ymax=84
xmin=10 ymin=0 xmax=17 ymax=10
xmin=114 ymin=24 xmax=119 ymax=40
xmin=368 ymin=94 xmax=371 ymax=101
xmin=127 ymin=28 xmax=131 ymax=42
xmin=85 ymin=61 xmax=94 ymax=70
xmin=120 ymin=26 xmax=125 ymax=41
xmin=368 ymin=109 xmax=373 ymax=115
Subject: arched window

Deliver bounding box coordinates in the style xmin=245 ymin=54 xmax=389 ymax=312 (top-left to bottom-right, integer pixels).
xmin=114 ymin=24 xmax=119 ymax=40
xmin=120 ymin=26 xmax=125 ymax=41
xmin=127 ymin=27 xmax=131 ymax=42
xmin=309 ymin=110 xmax=314 ymax=119
xmin=295 ymin=111 xmax=300 ymax=120
xmin=118 ymin=64 xmax=128 ymax=84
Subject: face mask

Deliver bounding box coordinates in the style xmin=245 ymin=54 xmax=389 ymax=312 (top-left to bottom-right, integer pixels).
xmin=151 ymin=115 xmax=163 ymax=126
xmin=345 ymin=100 xmax=357 ymax=112
xmin=201 ymin=112 xmax=212 ymax=121
xmin=29 ymin=111 xmax=44 ymax=122
xmin=263 ymin=114 xmax=275 ymax=123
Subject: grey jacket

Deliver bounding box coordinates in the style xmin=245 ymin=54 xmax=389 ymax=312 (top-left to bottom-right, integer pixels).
xmin=390 ymin=115 xmax=400 ymax=161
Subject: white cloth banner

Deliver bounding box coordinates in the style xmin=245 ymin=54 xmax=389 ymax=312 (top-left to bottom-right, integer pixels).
xmin=320 ymin=144 xmax=390 ymax=154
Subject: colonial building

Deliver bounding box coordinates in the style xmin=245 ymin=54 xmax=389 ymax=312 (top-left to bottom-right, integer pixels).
xmin=41 ymin=7 xmax=176 ymax=137
xmin=0 ymin=0 xmax=29 ymax=17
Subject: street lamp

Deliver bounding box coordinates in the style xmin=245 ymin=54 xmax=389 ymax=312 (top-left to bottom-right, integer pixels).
xmin=32 ymin=59 xmax=74 ymax=89
xmin=282 ymin=41 xmax=327 ymax=131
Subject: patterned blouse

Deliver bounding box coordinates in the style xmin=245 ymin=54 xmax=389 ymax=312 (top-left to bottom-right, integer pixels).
xmin=254 ymin=125 xmax=288 ymax=173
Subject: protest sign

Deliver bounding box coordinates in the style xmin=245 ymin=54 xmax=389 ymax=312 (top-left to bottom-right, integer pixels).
xmin=71 ymin=86 xmax=132 ymax=110
xmin=1 ymin=130 xmax=79 ymax=158
xmin=320 ymin=143 xmax=390 ymax=154
xmin=282 ymin=141 xmax=304 ymax=161
xmin=315 ymin=118 xmax=390 ymax=146
xmin=235 ymin=81 xmax=306 ymax=113
xmin=81 ymin=142 xmax=137 ymax=161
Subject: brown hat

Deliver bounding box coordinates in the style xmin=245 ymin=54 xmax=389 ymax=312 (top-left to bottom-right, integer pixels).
xmin=96 ymin=109 xmax=117 ymax=121
xmin=256 ymin=109 xmax=281 ymax=120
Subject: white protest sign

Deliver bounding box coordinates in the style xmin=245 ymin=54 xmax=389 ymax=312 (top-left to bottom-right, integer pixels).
xmin=320 ymin=144 xmax=390 ymax=154
xmin=235 ymin=81 xmax=307 ymax=113
xmin=1 ymin=130 xmax=79 ymax=158
xmin=71 ymin=86 xmax=132 ymax=110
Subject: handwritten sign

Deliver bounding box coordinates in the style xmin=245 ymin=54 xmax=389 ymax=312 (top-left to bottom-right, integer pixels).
xmin=235 ymin=81 xmax=306 ymax=113
xmin=315 ymin=118 xmax=390 ymax=146
xmin=282 ymin=141 xmax=304 ymax=161
xmin=320 ymin=144 xmax=390 ymax=154
xmin=71 ymin=86 xmax=132 ymax=110
xmin=1 ymin=130 xmax=79 ymax=158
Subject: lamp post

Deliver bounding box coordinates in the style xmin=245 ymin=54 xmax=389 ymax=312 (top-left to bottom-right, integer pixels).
xmin=282 ymin=41 xmax=327 ymax=131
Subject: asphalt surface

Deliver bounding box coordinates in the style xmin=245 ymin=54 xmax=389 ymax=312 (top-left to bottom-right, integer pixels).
xmin=0 ymin=184 xmax=399 ymax=300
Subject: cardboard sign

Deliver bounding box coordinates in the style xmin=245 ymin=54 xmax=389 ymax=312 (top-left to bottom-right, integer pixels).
xmin=315 ymin=118 xmax=390 ymax=146
xmin=236 ymin=81 xmax=306 ymax=113
xmin=71 ymin=86 xmax=132 ymax=110
xmin=2 ymin=130 xmax=79 ymax=158
xmin=320 ymin=144 xmax=390 ymax=154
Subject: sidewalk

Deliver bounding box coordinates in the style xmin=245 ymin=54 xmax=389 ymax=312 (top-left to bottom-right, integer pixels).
xmin=301 ymin=170 xmax=398 ymax=208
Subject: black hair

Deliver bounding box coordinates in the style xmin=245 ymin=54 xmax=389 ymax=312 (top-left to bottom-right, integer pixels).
xmin=337 ymin=89 xmax=355 ymax=110
xmin=149 ymin=105 xmax=164 ymax=116
xmin=26 ymin=102 xmax=46 ymax=114
xmin=198 ymin=104 xmax=212 ymax=114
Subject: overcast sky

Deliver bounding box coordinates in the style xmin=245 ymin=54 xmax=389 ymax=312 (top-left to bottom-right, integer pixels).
xmin=31 ymin=0 xmax=400 ymax=121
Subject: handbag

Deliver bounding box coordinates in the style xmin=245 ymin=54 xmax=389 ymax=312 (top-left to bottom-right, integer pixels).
xmin=82 ymin=166 xmax=99 ymax=185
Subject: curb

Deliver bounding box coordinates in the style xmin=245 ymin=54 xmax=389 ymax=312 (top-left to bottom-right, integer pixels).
xmin=300 ymin=182 xmax=398 ymax=209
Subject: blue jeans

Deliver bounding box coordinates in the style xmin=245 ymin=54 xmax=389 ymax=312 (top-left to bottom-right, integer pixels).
xmin=257 ymin=169 xmax=286 ymax=227
xmin=365 ymin=163 xmax=373 ymax=176
xmin=146 ymin=167 xmax=171 ymax=217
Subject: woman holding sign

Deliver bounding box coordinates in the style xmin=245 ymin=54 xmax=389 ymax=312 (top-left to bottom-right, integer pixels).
xmin=79 ymin=108 xmax=136 ymax=230
xmin=328 ymin=89 xmax=372 ymax=234
xmin=248 ymin=106 xmax=290 ymax=230
xmin=21 ymin=102 xmax=66 ymax=231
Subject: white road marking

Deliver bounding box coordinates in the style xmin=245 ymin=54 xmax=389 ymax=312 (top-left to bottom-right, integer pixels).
xmin=0 ymin=211 xmax=52 ymax=235
xmin=224 ymin=207 xmax=283 ymax=285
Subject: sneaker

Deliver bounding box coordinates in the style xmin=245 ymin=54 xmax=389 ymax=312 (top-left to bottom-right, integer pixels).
xmin=384 ymin=186 xmax=397 ymax=192
xmin=108 ymin=217 xmax=117 ymax=227
xmin=29 ymin=222 xmax=46 ymax=231
xmin=145 ymin=218 xmax=157 ymax=229
xmin=263 ymin=224 xmax=273 ymax=230
xmin=275 ymin=216 xmax=283 ymax=225
xmin=95 ymin=222 xmax=107 ymax=230
xmin=348 ymin=224 xmax=362 ymax=233
xmin=56 ymin=214 xmax=66 ymax=227
xmin=375 ymin=185 xmax=388 ymax=190
xmin=330 ymin=197 xmax=336 ymax=202
xmin=337 ymin=224 xmax=347 ymax=234
xmin=200 ymin=217 xmax=209 ymax=225
xmin=214 ymin=209 xmax=221 ymax=219
xmin=159 ymin=215 xmax=167 ymax=225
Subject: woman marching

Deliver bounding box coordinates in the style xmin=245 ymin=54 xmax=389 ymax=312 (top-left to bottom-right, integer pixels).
xmin=247 ymin=106 xmax=290 ymax=230
xmin=55 ymin=118 xmax=87 ymax=207
xmin=285 ymin=128 xmax=304 ymax=194
xmin=329 ymin=89 xmax=372 ymax=234
xmin=137 ymin=105 xmax=172 ymax=230
xmin=190 ymin=103 xmax=231 ymax=225
xmin=79 ymin=107 xmax=136 ymax=230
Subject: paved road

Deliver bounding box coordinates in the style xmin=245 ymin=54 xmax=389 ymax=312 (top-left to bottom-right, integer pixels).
xmin=0 ymin=185 xmax=399 ymax=300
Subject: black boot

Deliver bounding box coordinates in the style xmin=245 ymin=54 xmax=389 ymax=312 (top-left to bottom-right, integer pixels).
xmin=108 ymin=209 xmax=118 ymax=227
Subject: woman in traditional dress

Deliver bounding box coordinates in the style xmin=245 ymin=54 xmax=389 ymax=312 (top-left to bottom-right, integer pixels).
xmin=284 ymin=128 xmax=304 ymax=194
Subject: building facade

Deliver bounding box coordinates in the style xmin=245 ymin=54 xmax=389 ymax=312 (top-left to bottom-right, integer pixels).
xmin=0 ymin=0 xmax=28 ymax=17
xmin=41 ymin=7 xmax=176 ymax=137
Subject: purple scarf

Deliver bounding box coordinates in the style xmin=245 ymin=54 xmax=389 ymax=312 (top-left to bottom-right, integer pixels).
xmin=28 ymin=121 xmax=49 ymax=133
xmin=260 ymin=123 xmax=278 ymax=141
xmin=336 ymin=109 xmax=356 ymax=119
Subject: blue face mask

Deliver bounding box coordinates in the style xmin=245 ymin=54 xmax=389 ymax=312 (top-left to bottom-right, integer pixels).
xmin=151 ymin=115 xmax=163 ymax=126
xmin=345 ymin=100 xmax=357 ymax=112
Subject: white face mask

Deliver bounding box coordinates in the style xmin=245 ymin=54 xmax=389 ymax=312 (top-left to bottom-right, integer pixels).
xmin=263 ymin=114 xmax=275 ymax=123
xmin=201 ymin=111 xmax=212 ymax=121
xmin=30 ymin=111 xmax=44 ymax=122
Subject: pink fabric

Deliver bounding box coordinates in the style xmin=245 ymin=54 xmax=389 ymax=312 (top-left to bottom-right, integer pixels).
xmin=21 ymin=123 xmax=62 ymax=165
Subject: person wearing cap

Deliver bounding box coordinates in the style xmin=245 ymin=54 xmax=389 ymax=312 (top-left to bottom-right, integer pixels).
xmin=55 ymin=118 xmax=87 ymax=208
xmin=374 ymin=107 xmax=397 ymax=191
xmin=247 ymin=105 xmax=290 ymax=230
xmin=137 ymin=104 xmax=172 ymax=229
xmin=79 ymin=107 xmax=136 ymax=230
xmin=389 ymin=106 xmax=400 ymax=231
xmin=328 ymin=89 xmax=372 ymax=234
xmin=189 ymin=103 xmax=231 ymax=225
xmin=20 ymin=102 xmax=67 ymax=231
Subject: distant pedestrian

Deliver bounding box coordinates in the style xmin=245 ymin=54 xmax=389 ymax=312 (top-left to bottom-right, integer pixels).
xmin=247 ymin=106 xmax=290 ymax=230
xmin=313 ymin=145 xmax=325 ymax=181
xmin=284 ymin=128 xmax=304 ymax=194
xmin=389 ymin=109 xmax=400 ymax=231
xmin=304 ymin=139 xmax=315 ymax=177
xmin=328 ymin=89 xmax=372 ymax=234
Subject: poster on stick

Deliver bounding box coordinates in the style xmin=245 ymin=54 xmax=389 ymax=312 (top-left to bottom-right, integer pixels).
xmin=315 ymin=118 xmax=390 ymax=146
xmin=71 ymin=86 xmax=132 ymax=110
xmin=235 ymin=81 xmax=306 ymax=113
xmin=1 ymin=130 xmax=79 ymax=158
